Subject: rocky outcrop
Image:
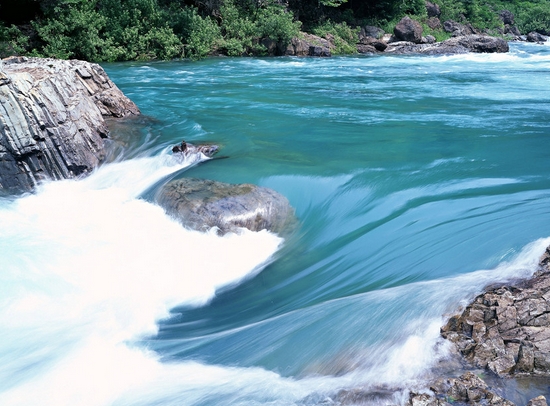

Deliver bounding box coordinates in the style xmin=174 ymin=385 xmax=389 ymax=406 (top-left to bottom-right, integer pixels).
xmin=0 ymin=56 xmax=139 ymax=192
xmin=443 ymin=20 xmax=479 ymax=37
xmin=426 ymin=1 xmax=441 ymax=18
xmin=156 ymin=177 xmax=295 ymax=235
xmin=284 ymin=33 xmax=332 ymax=57
xmin=441 ymin=246 xmax=550 ymax=377
xmin=385 ymin=35 xmax=509 ymax=55
xmin=527 ymin=32 xmax=548 ymax=43
xmin=407 ymin=372 xmax=548 ymax=406
xmin=394 ymin=16 xmax=424 ymax=43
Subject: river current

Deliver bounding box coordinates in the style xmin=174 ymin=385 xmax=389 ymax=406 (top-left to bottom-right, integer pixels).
xmin=1 ymin=42 xmax=550 ymax=405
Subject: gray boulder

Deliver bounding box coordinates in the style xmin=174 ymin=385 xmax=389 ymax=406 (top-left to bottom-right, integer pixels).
xmin=359 ymin=26 xmax=385 ymax=40
xmin=394 ymin=16 xmax=423 ymax=43
xmin=156 ymin=178 xmax=295 ymax=235
xmin=285 ymin=33 xmax=332 ymax=57
xmin=527 ymin=32 xmax=548 ymax=43
xmin=0 ymin=56 xmax=139 ymax=192
xmin=443 ymin=20 xmax=478 ymax=37
xmin=385 ymin=35 xmax=508 ymax=55
xmin=499 ymin=10 xmax=515 ymax=26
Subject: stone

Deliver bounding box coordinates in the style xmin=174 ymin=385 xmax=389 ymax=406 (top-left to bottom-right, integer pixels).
xmin=0 ymin=56 xmax=139 ymax=192
xmin=527 ymin=32 xmax=548 ymax=43
xmin=285 ymin=33 xmax=333 ymax=57
xmin=426 ymin=1 xmax=441 ymax=17
xmin=394 ymin=16 xmax=424 ymax=44
xmin=427 ymin=17 xmax=441 ymax=30
xmin=527 ymin=396 xmax=548 ymax=406
xmin=499 ymin=10 xmax=515 ymax=26
xmin=443 ymin=20 xmax=477 ymax=37
xmin=359 ymin=26 xmax=385 ymax=40
xmin=156 ymin=178 xmax=296 ymax=235
xmin=441 ymin=247 xmax=550 ymax=377
xmin=385 ymin=35 xmax=508 ymax=55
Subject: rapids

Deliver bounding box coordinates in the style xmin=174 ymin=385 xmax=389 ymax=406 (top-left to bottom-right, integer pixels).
xmin=1 ymin=41 xmax=550 ymax=405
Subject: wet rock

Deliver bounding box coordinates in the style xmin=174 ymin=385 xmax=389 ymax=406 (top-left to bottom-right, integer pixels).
xmin=385 ymin=35 xmax=508 ymax=55
xmin=407 ymin=372 xmax=514 ymax=406
xmin=527 ymin=396 xmax=548 ymax=406
xmin=441 ymin=246 xmax=550 ymax=377
xmin=0 ymin=56 xmax=139 ymax=192
xmin=156 ymin=178 xmax=295 ymax=235
xmin=527 ymin=32 xmax=548 ymax=43
xmin=357 ymin=44 xmax=377 ymax=54
xmin=394 ymin=16 xmax=424 ymax=44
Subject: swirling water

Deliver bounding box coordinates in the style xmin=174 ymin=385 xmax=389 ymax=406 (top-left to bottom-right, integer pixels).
xmin=1 ymin=42 xmax=550 ymax=405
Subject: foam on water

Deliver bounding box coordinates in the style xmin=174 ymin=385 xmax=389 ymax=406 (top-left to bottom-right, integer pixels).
xmin=0 ymin=152 xmax=282 ymax=405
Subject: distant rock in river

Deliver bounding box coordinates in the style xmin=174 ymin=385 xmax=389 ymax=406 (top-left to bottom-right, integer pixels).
xmin=0 ymin=56 xmax=139 ymax=192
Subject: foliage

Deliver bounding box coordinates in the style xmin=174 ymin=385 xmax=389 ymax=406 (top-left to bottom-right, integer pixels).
xmin=516 ymin=3 xmax=550 ymax=34
xmin=0 ymin=23 xmax=29 ymax=58
xmin=311 ymin=20 xmax=358 ymax=54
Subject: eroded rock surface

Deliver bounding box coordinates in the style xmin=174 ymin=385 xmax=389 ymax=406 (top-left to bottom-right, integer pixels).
xmin=156 ymin=177 xmax=295 ymax=235
xmin=0 ymin=56 xmax=139 ymax=192
xmin=441 ymin=246 xmax=550 ymax=377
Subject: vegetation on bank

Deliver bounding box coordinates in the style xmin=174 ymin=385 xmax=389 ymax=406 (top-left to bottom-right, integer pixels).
xmin=0 ymin=0 xmax=549 ymax=61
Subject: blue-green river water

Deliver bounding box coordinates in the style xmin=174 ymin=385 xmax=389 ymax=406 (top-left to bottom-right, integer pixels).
xmin=1 ymin=42 xmax=550 ymax=405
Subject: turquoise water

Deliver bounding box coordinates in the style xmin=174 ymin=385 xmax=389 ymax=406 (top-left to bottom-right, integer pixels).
xmin=1 ymin=42 xmax=550 ymax=405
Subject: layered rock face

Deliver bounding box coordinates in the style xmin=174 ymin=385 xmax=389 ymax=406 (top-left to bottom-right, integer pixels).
xmin=0 ymin=56 xmax=139 ymax=192
xmin=441 ymin=246 xmax=550 ymax=377
xmin=157 ymin=177 xmax=295 ymax=235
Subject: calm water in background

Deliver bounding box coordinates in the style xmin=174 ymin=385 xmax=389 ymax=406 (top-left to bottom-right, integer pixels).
xmin=1 ymin=42 xmax=550 ymax=405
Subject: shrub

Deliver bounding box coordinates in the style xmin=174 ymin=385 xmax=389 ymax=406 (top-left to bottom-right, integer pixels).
xmin=312 ymin=20 xmax=358 ymax=54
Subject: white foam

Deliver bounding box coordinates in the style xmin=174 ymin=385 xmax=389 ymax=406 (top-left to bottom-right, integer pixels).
xmin=0 ymin=153 xmax=283 ymax=406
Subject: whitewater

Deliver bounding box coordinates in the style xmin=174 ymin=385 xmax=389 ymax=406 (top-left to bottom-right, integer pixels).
xmin=1 ymin=41 xmax=550 ymax=405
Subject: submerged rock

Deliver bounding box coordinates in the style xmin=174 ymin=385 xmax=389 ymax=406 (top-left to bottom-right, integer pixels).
xmin=156 ymin=178 xmax=295 ymax=235
xmin=0 ymin=56 xmax=139 ymax=192
xmin=171 ymin=140 xmax=219 ymax=158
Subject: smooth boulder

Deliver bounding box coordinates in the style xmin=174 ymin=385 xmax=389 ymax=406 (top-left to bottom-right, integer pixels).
xmin=0 ymin=56 xmax=139 ymax=192
xmin=157 ymin=178 xmax=295 ymax=235
xmin=394 ymin=16 xmax=423 ymax=43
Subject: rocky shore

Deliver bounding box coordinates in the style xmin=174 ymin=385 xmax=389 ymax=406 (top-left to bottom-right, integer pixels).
xmin=0 ymin=56 xmax=139 ymax=192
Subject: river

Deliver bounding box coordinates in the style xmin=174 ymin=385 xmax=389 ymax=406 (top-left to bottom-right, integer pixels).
xmin=1 ymin=41 xmax=550 ymax=405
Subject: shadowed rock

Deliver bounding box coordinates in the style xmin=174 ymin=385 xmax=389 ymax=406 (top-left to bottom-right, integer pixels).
xmin=394 ymin=16 xmax=423 ymax=44
xmin=0 ymin=56 xmax=139 ymax=192
xmin=156 ymin=178 xmax=295 ymax=235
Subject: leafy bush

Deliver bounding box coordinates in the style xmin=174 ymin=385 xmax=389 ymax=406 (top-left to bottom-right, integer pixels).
xmin=0 ymin=23 xmax=29 ymax=58
xmin=516 ymin=3 xmax=550 ymax=34
xmin=311 ymin=20 xmax=358 ymax=54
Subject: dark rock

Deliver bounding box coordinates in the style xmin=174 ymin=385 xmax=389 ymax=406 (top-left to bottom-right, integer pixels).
xmin=309 ymin=45 xmax=331 ymax=57
xmin=0 ymin=56 xmax=139 ymax=192
xmin=451 ymin=35 xmax=509 ymax=53
xmin=359 ymin=26 xmax=385 ymax=40
xmin=156 ymin=178 xmax=295 ymax=235
xmin=394 ymin=16 xmax=423 ymax=44
xmin=426 ymin=1 xmax=441 ymax=17
xmin=505 ymin=25 xmax=522 ymax=37
xmin=171 ymin=140 xmax=219 ymax=158
xmin=499 ymin=10 xmax=515 ymax=26
xmin=527 ymin=32 xmax=548 ymax=43
xmin=423 ymin=35 xmax=436 ymax=44
xmin=443 ymin=20 xmax=478 ymax=37
xmin=427 ymin=17 xmax=442 ymax=30
xmin=357 ymin=44 xmax=377 ymax=54
xmin=358 ymin=36 xmax=387 ymax=51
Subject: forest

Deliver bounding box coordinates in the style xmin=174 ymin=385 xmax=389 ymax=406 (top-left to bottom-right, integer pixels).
xmin=0 ymin=0 xmax=549 ymax=61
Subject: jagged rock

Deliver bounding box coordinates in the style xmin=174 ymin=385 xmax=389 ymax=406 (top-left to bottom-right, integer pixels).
xmin=357 ymin=44 xmax=377 ymax=54
xmin=499 ymin=10 xmax=515 ymax=26
xmin=444 ymin=20 xmax=478 ymax=37
xmin=408 ymin=372 xmax=515 ymax=405
xmin=441 ymin=246 xmax=550 ymax=377
xmin=358 ymin=36 xmax=387 ymax=51
xmin=0 ymin=56 xmax=139 ymax=192
xmin=385 ymin=35 xmax=508 ymax=55
xmin=394 ymin=16 xmax=424 ymax=44
xmin=426 ymin=1 xmax=441 ymax=17
xmin=285 ymin=33 xmax=332 ymax=57
xmin=527 ymin=32 xmax=548 ymax=43
xmin=359 ymin=26 xmax=385 ymax=40
xmin=427 ymin=17 xmax=442 ymax=30
xmin=527 ymin=396 xmax=548 ymax=406
xmin=505 ymin=25 xmax=522 ymax=37
xmin=156 ymin=178 xmax=295 ymax=235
